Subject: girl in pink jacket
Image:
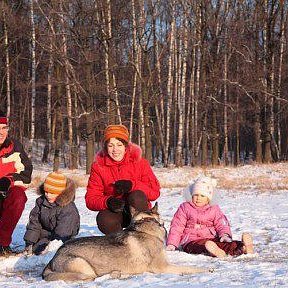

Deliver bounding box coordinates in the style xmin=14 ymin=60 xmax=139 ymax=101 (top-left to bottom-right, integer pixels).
xmin=166 ymin=176 xmax=254 ymax=258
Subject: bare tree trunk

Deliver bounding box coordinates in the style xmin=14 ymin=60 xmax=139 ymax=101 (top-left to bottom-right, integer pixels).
xmin=153 ymin=11 xmax=165 ymax=163
xmin=86 ymin=108 xmax=95 ymax=174
xmin=175 ymin=21 xmax=188 ymax=167
xmin=254 ymin=99 xmax=262 ymax=163
xmin=3 ymin=11 xmax=11 ymax=117
xmin=129 ymin=0 xmax=139 ymax=140
xmin=263 ymin=0 xmax=273 ymax=163
xmin=100 ymin=0 xmax=120 ymax=124
xmin=112 ymin=72 xmax=122 ymax=124
xmin=138 ymin=0 xmax=145 ymax=152
xmin=275 ymin=2 xmax=285 ymax=159
xmin=97 ymin=0 xmax=113 ymax=124
xmin=29 ymin=0 xmax=36 ymax=158
xmin=191 ymin=4 xmax=202 ymax=166
xmin=42 ymin=42 xmax=53 ymax=163
xmin=211 ymin=105 xmax=219 ymax=166
xmin=74 ymin=92 xmax=81 ymax=167
xmin=234 ymin=94 xmax=240 ymax=166
xmin=53 ymin=106 xmax=62 ymax=172
xmin=187 ymin=45 xmax=195 ymax=165
xmin=201 ymin=112 xmax=208 ymax=166
xmin=223 ymin=43 xmax=229 ymax=165
xmin=143 ymin=86 xmax=152 ymax=163
xmin=53 ymin=65 xmax=63 ymax=171
xmin=59 ymin=1 xmax=77 ymax=169
xmin=163 ymin=3 xmax=175 ymax=167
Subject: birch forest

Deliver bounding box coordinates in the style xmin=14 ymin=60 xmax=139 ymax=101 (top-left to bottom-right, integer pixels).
xmin=0 ymin=0 xmax=288 ymax=172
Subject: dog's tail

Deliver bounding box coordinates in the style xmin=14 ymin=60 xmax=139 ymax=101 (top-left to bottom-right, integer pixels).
xmin=42 ymin=263 xmax=94 ymax=282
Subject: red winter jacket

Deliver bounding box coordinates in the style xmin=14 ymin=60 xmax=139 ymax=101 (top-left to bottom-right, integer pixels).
xmin=85 ymin=143 xmax=160 ymax=211
xmin=0 ymin=138 xmax=33 ymax=187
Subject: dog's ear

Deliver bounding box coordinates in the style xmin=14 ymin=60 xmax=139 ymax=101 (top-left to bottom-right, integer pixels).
xmin=151 ymin=202 xmax=158 ymax=213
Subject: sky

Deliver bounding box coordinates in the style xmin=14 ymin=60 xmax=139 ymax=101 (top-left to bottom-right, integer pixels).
xmin=0 ymin=163 xmax=287 ymax=287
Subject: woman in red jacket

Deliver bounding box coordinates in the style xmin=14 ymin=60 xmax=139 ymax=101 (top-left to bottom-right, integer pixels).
xmin=85 ymin=125 xmax=160 ymax=235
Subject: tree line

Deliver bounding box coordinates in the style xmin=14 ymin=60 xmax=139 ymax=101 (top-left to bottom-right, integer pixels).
xmin=0 ymin=0 xmax=287 ymax=173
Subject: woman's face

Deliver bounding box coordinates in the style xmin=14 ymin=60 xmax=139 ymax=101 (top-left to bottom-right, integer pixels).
xmin=107 ymin=138 xmax=126 ymax=162
xmin=0 ymin=124 xmax=9 ymax=145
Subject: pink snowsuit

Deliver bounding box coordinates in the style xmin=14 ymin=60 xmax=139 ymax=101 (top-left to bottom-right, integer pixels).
xmin=167 ymin=201 xmax=231 ymax=248
xmin=167 ymin=201 xmax=244 ymax=256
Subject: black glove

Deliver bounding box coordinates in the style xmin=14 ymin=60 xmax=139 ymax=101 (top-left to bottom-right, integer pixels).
xmin=107 ymin=197 xmax=125 ymax=213
xmin=114 ymin=180 xmax=132 ymax=195
xmin=0 ymin=177 xmax=11 ymax=200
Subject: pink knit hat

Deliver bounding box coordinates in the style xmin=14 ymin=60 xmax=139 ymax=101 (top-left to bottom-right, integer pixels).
xmin=190 ymin=176 xmax=217 ymax=201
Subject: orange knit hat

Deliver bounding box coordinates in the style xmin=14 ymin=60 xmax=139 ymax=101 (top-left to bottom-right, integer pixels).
xmin=104 ymin=125 xmax=129 ymax=142
xmin=44 ymin=172 xmax=67 ymax=195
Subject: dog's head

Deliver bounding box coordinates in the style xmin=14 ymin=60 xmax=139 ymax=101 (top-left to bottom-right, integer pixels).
xmin=129 ymin=203 xmax=166 ymax=240
xmin=130 ymin=202 xmax=162 ymax=224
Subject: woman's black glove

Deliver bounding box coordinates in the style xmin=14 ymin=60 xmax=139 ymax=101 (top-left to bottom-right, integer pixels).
xmin=0 ymin=177 xmax=11 ymax=200
xmin=114 ymin=180 xmax=132 ymax=195
xmin=107 ymin=197 xmax=125 ymax=213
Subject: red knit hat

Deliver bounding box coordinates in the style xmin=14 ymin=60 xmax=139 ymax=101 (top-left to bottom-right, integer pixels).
xmin=0 ymin=111 xmax=8 ymax=125
xmin=104 ymin=125 xmax=129 ymax=142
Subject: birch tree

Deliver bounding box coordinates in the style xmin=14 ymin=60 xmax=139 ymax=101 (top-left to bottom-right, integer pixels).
xmin=59 ymin=1 xmax=78 ymax=169
xmin=164 ymin=1 xmax=175 ymax=167
xmin=29 ymin=0 xmax=36 ymax=157
xmin=175 ymin=17 xmax=188 ymax=167
xmin=2 ymin=7 xmax=11 ymax=117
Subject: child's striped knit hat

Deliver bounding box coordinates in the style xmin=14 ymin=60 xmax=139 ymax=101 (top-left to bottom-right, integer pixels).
xmin=44 ymin=172 xmax=67 ymax=195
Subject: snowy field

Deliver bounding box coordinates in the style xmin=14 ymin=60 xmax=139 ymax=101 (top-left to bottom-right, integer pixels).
xmin=0 ymin=163 xmax=287 ymax=287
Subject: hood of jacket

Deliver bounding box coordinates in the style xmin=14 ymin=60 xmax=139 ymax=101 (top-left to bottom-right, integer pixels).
xmin=38 ymin=178 xmax=76 ymax=207
xmin=95 ymin=143 xmax=142 ymax=166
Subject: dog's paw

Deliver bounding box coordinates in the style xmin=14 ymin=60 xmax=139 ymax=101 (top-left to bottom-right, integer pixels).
xmin=110 ymin=270 xmax=121 ymax=279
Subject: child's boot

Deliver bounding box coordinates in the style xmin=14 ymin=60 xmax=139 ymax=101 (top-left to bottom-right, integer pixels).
xmin=205 ymin=240 xmax=227 ymax=258
xmin=242 ymin=232 xmax=254 ymax=254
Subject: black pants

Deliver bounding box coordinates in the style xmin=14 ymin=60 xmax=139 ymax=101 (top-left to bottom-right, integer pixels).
xmin=96 ymin=190 xmax=149 ymax=235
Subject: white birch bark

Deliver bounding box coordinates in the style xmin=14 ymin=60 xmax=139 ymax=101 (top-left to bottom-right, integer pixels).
xmin=129 ymin=0 xmax=138 ymax=139
xmin=30 ymin=0 xmax=36 ymax=156
xmin=223 ymin=1 xmax=229 ymax=165
xmin=3 ymin=11 xmax=11 ymax=117
xmin=175 ymin=19 xmax=188 ymax=167
xmin=188 ymin=45 xmax=195 ymax=164
xmin=223 ymin=50 xmax=229 ymax=164
xmin=100 ymin=0 xmax=121 ymax=124
xmin=99 ymin=0 xmax=111 ymax=122
xmin=59 ymin=1 xmax=77 ymax=169
xmin=276 ymin=2 xmax=286 ymax=158
xmin=164 ymin=2 xmax=175 ymax=166
xmin=153 ymin=2 xmax=165 ymax=160
xmin=43 ymin=41 xmax=53 ymax=162
xmin=138 ymin=0 xmax=145 ymax=151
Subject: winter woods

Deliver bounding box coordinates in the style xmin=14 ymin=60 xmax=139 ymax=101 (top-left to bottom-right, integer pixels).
xmin=0 ymin=0 xmax=287 ymax=171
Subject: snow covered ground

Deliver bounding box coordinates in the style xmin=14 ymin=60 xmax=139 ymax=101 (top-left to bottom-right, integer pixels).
xmin=0 ymin=163 xmax=287 ymax=287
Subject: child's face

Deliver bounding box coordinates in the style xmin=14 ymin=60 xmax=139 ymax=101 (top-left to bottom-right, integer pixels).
xmin=192 ymin=194 xmax=210 ymax=207
xmin=45 ymin=191 xmax=58 ymax=203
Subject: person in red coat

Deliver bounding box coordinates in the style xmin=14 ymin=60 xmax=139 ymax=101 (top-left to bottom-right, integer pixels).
xmin=0 ymin=111 xmax=33 ymax=256
xmin=85 ymin=124 xmax=160 ymax=235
